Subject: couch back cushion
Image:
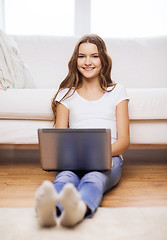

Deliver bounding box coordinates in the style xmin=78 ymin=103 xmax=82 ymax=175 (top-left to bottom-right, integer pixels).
xmin=12 ymin=35 xmax=167 ymax=89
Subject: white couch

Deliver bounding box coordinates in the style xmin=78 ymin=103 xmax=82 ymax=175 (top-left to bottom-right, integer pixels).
xmin=0 ymin=35 xmax=167 ymax=147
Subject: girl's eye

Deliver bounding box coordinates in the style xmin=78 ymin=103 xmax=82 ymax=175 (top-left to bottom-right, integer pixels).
xmin=78 ymin=55 xmax=84 ymax=58
xmin=93 ymin=55 xmax=99 ymax=58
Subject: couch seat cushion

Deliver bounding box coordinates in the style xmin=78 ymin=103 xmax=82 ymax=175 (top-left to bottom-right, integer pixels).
xmin=0 ymin=89 xmax=56 ymax=120
xmin=128 ymin=88 xmax=167 ymax=119
xmin=0 ymin=88 xmax=167 ymax=120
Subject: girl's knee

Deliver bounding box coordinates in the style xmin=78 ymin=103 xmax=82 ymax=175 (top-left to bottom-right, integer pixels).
xmin=79 ymin=171 xmax=107 ymax=192
xmin=54 ymin=170 xmax=79 ymax=184
xmin=81 ymin=171 xmax=106 ymax=182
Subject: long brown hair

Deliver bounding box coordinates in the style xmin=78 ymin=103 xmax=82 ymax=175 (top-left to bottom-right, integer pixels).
xmin=52 ymin=34 xmax=116 ymax=125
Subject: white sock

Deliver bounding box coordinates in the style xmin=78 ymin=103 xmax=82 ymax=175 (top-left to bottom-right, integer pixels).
xmin=35 ymin=180 xmax=58 ymax=227
xmin=59 ymin=183 xmax=87 ymax=227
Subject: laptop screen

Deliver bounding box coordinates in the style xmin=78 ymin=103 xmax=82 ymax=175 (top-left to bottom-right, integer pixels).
xmin=38 ymin=128 xmax=112 ymax=171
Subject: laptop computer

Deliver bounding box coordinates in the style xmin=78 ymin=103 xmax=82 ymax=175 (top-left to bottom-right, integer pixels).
xmin=38 ymin=128 xmax=112 ymax=171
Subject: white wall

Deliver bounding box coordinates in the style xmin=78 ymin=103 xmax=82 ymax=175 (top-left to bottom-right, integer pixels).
xmin=75 ymin=0 xmax=90 ymax=36
xmin=2 ymin=0 xmax=167 ymax=38
xmin=2 ymin=0 xmax=91 ymax=36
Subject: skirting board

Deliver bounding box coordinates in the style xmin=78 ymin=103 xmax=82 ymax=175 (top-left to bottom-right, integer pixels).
xmin=0 ymin=143 xmax=167 ymax=150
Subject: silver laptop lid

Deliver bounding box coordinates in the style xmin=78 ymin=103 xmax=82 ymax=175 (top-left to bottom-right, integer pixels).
xmin=38 ymin=128 xmax=112 ymax=171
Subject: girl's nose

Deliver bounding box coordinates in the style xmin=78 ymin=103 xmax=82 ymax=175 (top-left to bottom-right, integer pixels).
xmin=85 ymin=57 xmax=91 ymax=65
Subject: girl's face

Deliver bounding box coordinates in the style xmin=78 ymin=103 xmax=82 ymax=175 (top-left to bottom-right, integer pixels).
xmin=77 ymin=43 xmax=102 ymax=81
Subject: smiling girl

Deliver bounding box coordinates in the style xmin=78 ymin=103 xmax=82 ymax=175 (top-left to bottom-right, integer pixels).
xmin=35 ymin=34 xmax=130 ymax=228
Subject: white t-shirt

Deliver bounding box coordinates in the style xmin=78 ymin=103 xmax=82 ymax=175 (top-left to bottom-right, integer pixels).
xmin=55 ymin=83 xmax=129 ymax=143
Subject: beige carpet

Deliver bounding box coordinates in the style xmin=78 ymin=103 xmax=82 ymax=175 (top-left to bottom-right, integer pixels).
xmin=0 ymin=207 xmax=167 ymax=240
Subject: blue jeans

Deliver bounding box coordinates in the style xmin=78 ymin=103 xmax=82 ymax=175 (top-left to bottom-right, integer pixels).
xmin=53 ymin=156 xmax=123 ymax=217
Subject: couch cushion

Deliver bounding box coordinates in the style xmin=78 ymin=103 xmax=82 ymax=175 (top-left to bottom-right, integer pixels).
xmin=128 ymin=88 xmax=167 ymax=119
xmin=12 ymin=35 xmax=78 ymax=89
xmin=0 ymin=89 xmax=56 ymax=120
xmin=13 ymin=35 xmax=167 ymax=89
xmin=0 ymin=88 xmax=167 ymax=120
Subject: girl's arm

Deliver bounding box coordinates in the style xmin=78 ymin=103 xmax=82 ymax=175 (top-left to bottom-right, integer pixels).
xmin=55 ymin=102 xmax=69 ymax=128
xmin=112 ymin=100 xmax=130 ymax=156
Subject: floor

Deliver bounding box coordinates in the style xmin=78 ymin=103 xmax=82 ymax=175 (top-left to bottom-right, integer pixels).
xmin=0 ymin=148 xmax=167 ymax=208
